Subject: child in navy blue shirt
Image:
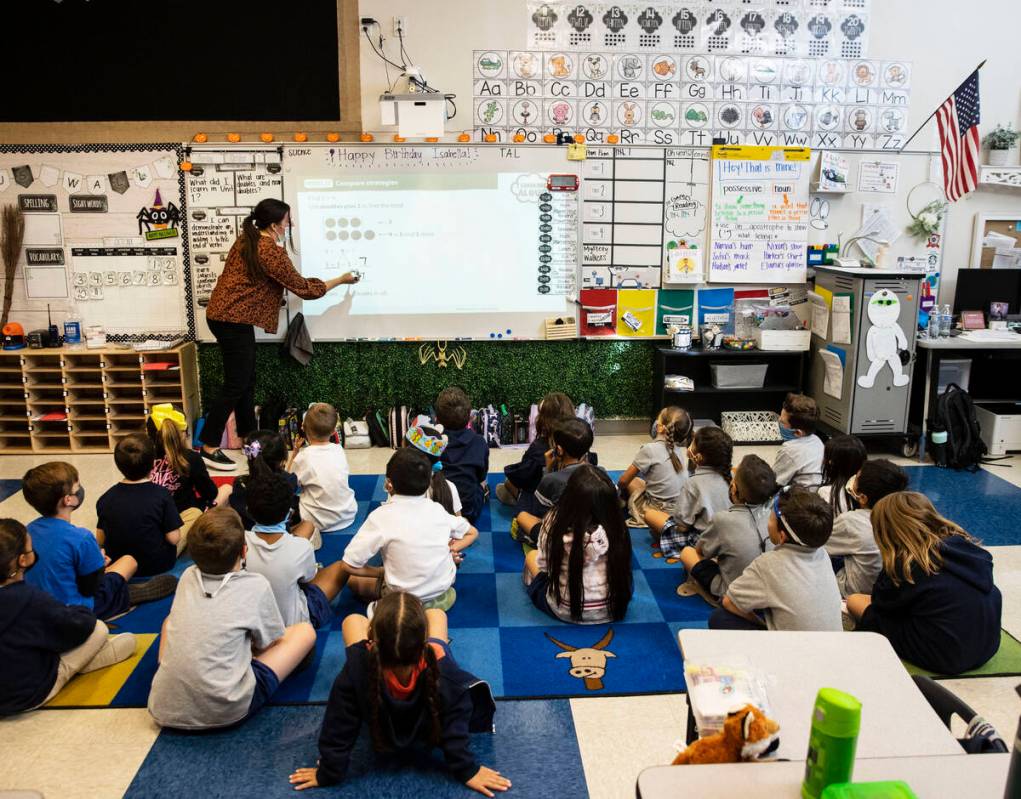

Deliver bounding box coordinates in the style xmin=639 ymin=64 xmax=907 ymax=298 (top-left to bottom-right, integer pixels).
xmin=97 ymin=433 xmax=183 ymax=577
xmin=23 ymin=462 xmax=175 ymax=619
xmin=437 ymin=387 xmax=489 ymax=525
xmin=496 ymin=392 xmax=576 ymax=508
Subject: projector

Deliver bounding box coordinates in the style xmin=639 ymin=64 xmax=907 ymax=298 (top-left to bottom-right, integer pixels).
xmin=379 ymin=66 xmax=453 ymax=137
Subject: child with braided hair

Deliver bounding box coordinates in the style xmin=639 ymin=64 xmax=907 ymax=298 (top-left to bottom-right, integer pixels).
xmin=289 ymin=591 xmax=509 ymax=796
xmin=617 ymin=406 xmax=693 ymax=527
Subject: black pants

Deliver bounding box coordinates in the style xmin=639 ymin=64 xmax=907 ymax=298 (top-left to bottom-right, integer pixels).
xmin=202 ymin=318 xmax=258 ymax=447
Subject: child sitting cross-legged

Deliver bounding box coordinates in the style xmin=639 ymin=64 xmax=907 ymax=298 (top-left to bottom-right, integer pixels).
xmin=96 ymin=433 xmax=184 ymax=576
xmin=645 ymin=426 xmax=733 ymax=558
xmin=495 ymin=391 xmax=576 ymax=508
xmin=23 ymin=462 xmax=174 ymax=620
xmin=243 ymin=473 xmax=349 ymax=628
xmin=523 ymin=463 xmax=633 ymax=624
xmin=677 ymin=455 xmax=777 ymax=606
xmin=514 ymin=418 xmax=594 ymax=547
xmin=617 ymin=406 xmax=693 ymax=528
xmin=289 ymin=592 xmax=509 ymax=796
xmin=341 ymin=448 xmax=478 ymax=612
xmin=828 ymin=458 xmax=908 ymax=597
xmin=230 ymin=430 xmax=300 ymax=531
xmin=288 ymin=403 xmax=358 ymax=547
xmin=0 ymin=519 xmax=137 ymax=716
xmin=710 ymin=486 xmax=842 ymax=631
xmin=773 ymin=393 xmax=825 ymax=490
xmin=847 ymin=492 xmax=1002 ymax=675
xmin=437 ymin=387 xmax=490 ymax=525
xmin=147 ymin=507 xmax=316 ymax=730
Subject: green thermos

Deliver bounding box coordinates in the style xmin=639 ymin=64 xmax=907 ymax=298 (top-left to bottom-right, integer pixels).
xmin=802 ymin=688 xmax=862 ymax=799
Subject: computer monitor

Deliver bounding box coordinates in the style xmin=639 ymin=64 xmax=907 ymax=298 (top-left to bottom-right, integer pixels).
xmin=953 ymin=268 xmax=1021 ymax=317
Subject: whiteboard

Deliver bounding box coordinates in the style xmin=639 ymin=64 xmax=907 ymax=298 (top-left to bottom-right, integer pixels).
xmin=282 ymin=143 xmax=577 ymax=341
xmin=807 ymin=149 xmax=945 ymax=273
xmin=709 ymin=145 xmax=811 ymax=283
xmin=0 ymin=144 xmax=191 ymax=340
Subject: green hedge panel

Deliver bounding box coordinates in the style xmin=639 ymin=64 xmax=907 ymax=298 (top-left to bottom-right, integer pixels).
xmin=197 ymin=341 xmax=657 ymax=419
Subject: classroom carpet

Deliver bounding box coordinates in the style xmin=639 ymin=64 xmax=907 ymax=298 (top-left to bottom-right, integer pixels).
xmin=42 ymin=465 xmax=1021 ymax=710
xmin=124 ymin=699 xmax=586 ymax=799
xmin=0 ymin=478 xmax=21 ymax=503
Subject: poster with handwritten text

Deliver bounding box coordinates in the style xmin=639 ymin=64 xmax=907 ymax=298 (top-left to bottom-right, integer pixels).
xmin=709 ymin=145 xmax=810 ymax=284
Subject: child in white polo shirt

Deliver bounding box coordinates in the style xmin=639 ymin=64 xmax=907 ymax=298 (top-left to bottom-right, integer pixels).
xmin=342 ymin=448 xmax=478 ymax=612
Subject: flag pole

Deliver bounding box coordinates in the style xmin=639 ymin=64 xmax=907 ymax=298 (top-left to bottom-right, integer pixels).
xmin=899 ymin=59 xmax=987 ymax=151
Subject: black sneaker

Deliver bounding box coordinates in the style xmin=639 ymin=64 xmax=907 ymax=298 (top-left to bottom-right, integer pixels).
xmin=201 ymin=448 xmax=236 ymax=471
xmin=128 ymin=574 xmax=178 ymax=605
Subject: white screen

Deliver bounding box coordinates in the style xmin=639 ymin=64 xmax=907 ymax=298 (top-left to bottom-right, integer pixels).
xmin=297 ymin=172 xmax=569 ymax=318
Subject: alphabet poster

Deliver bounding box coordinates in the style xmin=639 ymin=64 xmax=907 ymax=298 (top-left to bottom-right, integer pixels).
xmin=709 ymin=145 xmax=810 ymax=284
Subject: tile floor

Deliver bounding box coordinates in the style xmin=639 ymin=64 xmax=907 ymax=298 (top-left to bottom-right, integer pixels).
xmin=1 ymin=436 xmax=1019 ymax=798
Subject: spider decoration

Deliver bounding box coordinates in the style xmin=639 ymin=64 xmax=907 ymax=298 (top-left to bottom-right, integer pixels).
xmin=136 ymin=189 xmax=181 ymax=235
xmin=419 ymin=341 xmax=467 ymax=370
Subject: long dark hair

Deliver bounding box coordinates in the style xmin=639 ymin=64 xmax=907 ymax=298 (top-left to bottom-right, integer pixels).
xmin=239 ymin=198 xmax=293 ymax=282
xmin=821 ymin=435 xmax=867 ymax=514
xmin=0 ymin=518 xmax=28 ymax=580
xmin=365 ymin=592 xmax=442 ymax=750
xmin=403 ymin=424 xmax=455 ymax=514
xmin=536 ymin=392 xmax=576 ymax=442
xmin=692 ymin=426 xmax=733 ymax=482
xmin=236 ymin=430 xmax=288 ymax=492
xmin=543 ymin=464 xmax=633 ymax=622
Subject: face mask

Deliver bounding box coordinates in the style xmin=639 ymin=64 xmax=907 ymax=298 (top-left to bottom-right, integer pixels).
xmin=70 ymin=486 xmax=85 ymax=509
xmin=778 ymin=422 xmax=798 ymax=442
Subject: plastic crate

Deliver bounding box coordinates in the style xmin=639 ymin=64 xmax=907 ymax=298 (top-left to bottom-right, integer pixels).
xmin=710 ymin=363 xmax=768 ymax=389
xmin=721 ymin=411 xmax=781 ymax=443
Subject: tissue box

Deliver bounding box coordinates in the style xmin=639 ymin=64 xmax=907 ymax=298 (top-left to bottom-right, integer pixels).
xmin=754 ymin=329 xmax=811 ymax=351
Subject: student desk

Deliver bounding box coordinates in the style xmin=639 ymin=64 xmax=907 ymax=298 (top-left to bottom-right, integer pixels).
xmin=636 ymin=753 xmax=1010 ymax=798
xmin=677 ymin=630 xmax=961 ymax=761
xmin=911 ymin=334 xmax=1021 ymax=459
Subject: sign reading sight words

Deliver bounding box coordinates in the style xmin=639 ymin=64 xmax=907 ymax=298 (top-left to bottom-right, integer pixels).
xmin=709 ymin=145 xmax=810 ymax=284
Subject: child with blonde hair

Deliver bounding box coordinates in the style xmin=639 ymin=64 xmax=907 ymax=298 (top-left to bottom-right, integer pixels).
xmin=617 ymin=406 xmax=692 ymax=527
xmin=847 ymin=492 xmax=1001 ymax=674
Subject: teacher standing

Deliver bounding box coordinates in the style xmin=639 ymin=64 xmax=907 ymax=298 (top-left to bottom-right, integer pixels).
xmin=200 ymin=198 xmax=357 ymax=470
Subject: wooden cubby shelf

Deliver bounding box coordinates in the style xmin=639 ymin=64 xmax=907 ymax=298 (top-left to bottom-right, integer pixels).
xmin=0 ymin=343 xmax=197 ymax=454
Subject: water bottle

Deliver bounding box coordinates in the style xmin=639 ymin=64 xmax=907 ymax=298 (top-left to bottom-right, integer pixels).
xmin=802 ymin=688 xmax=861 ymax=799
xmin=939 ymin=304 xmax=952 ymax=337
xmin=927 ymin=311 xmax=940 ymax=340
xmin=63 ymin=307 xmax=82 ymax=348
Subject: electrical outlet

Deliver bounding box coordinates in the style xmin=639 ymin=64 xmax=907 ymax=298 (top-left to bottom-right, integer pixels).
xmin=393 ymin=16 xmax=407 ymax=36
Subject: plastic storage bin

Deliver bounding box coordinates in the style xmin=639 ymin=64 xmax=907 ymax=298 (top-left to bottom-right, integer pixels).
xmin=710 ymin=363 xmax=768 ymax=389
xmin=754 ymin=329 xmax=812 ymax=351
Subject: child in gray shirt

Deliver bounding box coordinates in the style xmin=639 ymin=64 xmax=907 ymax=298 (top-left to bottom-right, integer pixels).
xmin=618 ymin=406 xmax=692 ymax=527
xmin=827 ymin=459 xmax=908 ymax=597
xmin=646 ymin=426 xmax=733 ymax=558
xmin=711 ymin=487 xmax=842 ymax=631
xmin=774 ymin=393 xmax=825 ymax=490
xmin=680 ymin=455 xmax=777 ymax=604
xmin=148 ymin=508 xmax=316 ymax=730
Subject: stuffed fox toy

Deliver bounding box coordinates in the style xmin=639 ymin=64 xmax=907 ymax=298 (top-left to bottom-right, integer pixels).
xmin=672 ymin=705 xmax=780 ymax=765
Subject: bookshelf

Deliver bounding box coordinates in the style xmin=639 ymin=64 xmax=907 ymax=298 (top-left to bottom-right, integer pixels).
xmin=0 ymin=343 xmax=198 ymax=453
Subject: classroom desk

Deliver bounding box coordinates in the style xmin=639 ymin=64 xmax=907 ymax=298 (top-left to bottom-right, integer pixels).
xmin=912 ymin=334 xmax=1021 ymax=459
xmin=677 ymin=630 xmax=962 ymax=761
xmin=636 ymin=753 xmax=1010 ymax=798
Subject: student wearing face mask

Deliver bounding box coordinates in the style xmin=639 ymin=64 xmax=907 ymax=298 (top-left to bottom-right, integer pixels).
xmin=0 ymin=519 xmax=137 ymax=715
xmin=200 ymin=198 xmax=360 ymax=471
xmin=22 ymin=462 xmax=174 ymax=620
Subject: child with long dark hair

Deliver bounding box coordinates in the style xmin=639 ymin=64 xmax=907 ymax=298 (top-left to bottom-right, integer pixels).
xmin=229 ymin=429 xmax=299 ymax=531
xmin=289 ymin=592 xmax=508 ymax=796
xmin=618 ymin=405 xmax=693 ymax=527
xmin=496 ymin=392 xmax=576 ymax=507
xmin=523 ymin=464 xmax=633 ymax=624
xmin=848 ymin=492 xmax=1002 ymax=674
xmin=818 ymin=434 xmax=867 ymax=516
xmin=646 ymin=426 xmax=734 ymax=557
xmin=147 ymin=405 xmax=231 ymax=539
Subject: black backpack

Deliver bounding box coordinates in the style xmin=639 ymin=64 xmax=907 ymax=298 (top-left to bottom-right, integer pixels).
xmin=364 ymin=409 xmax=390 ymax=447
xmin=933 ymin=384 xmax=987 ymax=471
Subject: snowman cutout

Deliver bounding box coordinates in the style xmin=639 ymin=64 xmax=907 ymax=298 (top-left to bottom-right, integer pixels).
xmin=858 ymin=289 xmax=909 ymax=388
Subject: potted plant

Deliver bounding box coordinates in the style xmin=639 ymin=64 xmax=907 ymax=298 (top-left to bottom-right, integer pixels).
xmin=983 ymin=124 xmax=1020 ymax=166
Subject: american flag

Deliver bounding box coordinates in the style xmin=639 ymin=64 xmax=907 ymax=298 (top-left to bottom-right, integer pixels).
xmin=935 ymin=70 xmax=981 ymax=201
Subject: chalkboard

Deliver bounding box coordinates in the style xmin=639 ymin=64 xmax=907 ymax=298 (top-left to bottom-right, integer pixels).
xmin=709 ymin=145 xmax=811 ymax=283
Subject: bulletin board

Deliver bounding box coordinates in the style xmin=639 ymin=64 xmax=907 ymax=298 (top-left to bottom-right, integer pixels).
xmin=969 ymin=213 xmax=1021 ymax=269
xmin=184 ymin=146 xmax=285 ymax=340
xmin=0 ymin=144 xmax=192 ymax=340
